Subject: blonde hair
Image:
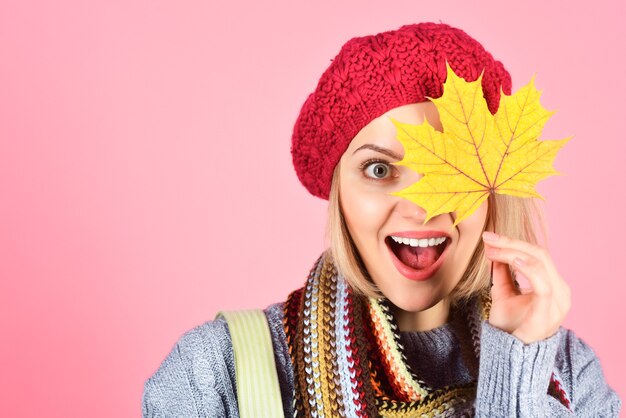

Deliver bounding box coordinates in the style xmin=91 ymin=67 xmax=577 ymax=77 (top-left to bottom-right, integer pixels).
xmin=326 ymin=164 xmax=549 ymax=309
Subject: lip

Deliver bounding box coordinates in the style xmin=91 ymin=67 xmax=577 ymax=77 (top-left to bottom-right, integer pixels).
xmin=386 ymin=232 xmax=452 ymax=281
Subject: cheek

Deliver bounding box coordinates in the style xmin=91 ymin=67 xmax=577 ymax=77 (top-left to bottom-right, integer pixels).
xmin=470 ymin=200 xmax=489 ymax=232
xmin=457 ymin=200 xmax=489 ymax=249
xmin=340 ymin=184 xmax=390 ymax=244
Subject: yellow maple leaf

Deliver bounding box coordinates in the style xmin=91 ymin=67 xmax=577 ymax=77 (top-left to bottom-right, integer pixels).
xmin=390 ymin=64 xmax=571 ymax=227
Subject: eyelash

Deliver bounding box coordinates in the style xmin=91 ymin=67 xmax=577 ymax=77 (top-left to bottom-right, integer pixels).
xmin=359 ymin=158 xmax=398 ymax=182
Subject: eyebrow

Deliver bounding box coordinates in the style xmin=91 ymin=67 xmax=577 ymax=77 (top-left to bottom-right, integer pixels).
xmin=352 ymin=144 xmax=402 ymax=160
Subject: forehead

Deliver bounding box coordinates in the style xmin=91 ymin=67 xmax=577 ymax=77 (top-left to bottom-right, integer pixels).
xmin=344 ymin=102 xmax=439 ymax=155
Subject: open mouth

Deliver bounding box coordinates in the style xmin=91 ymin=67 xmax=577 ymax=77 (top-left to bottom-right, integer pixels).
xmin=385 ymin=235 xmax=451 ymax=280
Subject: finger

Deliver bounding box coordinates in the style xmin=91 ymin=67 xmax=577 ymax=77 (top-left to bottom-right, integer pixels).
xmin=508 ymin=253 xmax=571 ymax=316
xmin=508 ymin=256 xmax=552 ymax=296
xmin=490 ymin=259 xmax=521 ymax=301
xmin=485 ymin=246 xmax=533 ymax=267
xmin=485 ymin=244 xmax=564 ymax=294
xmin=482 ymin=232 xmax=551 ymax=266
xmin=485 ymin=247 xmax=551 ymax=296
xmin=484 ymin=234 xmax=572 ymax=320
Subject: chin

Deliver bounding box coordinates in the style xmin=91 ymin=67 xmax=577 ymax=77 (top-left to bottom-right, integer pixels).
xmin=383 ymin=288 xmax=442 ymax=313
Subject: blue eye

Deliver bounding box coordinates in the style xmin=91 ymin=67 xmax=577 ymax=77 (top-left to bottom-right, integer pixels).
xmin=365 ymin=162 xmax=391 ymax=179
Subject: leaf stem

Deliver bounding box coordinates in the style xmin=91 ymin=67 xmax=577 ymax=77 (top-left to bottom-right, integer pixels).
xmin=488 ymin=195 xmax=497 ymax=288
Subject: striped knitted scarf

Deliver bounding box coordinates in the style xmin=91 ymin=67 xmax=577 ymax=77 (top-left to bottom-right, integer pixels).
xmin=283 ymin=252 xmax=571 ymax=417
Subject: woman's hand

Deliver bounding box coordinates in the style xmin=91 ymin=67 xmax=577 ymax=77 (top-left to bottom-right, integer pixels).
xmin=482 ymin=231 xmax=571 ymax=344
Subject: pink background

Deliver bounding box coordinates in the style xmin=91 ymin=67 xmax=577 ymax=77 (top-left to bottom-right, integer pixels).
xmin=1 ymin=1 xmax=624 ymax=416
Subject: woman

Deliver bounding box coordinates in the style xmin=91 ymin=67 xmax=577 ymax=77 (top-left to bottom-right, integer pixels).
xmin=142 ymin=22 xmax=622 ymax=417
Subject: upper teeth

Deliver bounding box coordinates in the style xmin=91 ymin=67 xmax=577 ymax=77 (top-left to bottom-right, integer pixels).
xmin=390 ymin=236 xmax=447 ymax=248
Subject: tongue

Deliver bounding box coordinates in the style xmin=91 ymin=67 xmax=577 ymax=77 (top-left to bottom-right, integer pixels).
xmin=396 ymin=245 xmax=439 ymax=270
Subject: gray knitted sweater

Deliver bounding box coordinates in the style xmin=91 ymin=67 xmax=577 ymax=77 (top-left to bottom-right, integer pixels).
xmin=142 ymin=302 xmax=621 ymax=417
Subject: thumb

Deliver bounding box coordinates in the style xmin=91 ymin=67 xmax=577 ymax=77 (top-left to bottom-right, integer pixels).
xmin=490 ymin=259 xmax=520 ymax=302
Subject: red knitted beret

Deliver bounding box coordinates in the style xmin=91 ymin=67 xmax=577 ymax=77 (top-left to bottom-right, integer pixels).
xmin=291 ymin=22 xmax=512 ymax=199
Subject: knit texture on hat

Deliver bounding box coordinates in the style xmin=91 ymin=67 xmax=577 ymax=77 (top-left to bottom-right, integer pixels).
xmin=291 ymin=22 xmax=512 ymax=199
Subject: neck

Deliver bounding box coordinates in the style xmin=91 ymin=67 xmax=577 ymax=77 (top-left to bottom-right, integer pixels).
xmin=391 ymin=298 xmax=451 ymax=332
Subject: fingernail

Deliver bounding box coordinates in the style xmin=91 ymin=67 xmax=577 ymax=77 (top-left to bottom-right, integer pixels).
xmin=514 ymin=257 xmax=525 ymax=268
xmin=482 ymin=231 xmax=499 ymax=241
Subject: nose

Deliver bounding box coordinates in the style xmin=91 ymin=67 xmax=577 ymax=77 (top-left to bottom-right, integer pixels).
xmin=394 ymin=196 xmax=429 ymax=223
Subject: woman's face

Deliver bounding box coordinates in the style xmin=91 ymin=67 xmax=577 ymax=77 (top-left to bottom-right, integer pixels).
xmin=338 ymin=102 xmax=488 ymax=313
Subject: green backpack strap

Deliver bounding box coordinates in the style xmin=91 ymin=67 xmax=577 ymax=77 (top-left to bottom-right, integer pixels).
xmin=216 ymin=309 xmax=285 ymax=418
